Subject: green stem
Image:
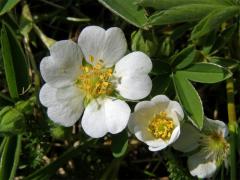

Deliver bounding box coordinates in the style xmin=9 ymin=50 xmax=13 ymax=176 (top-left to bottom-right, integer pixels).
xmin=226 ymin=77 xmax=237 ymax=180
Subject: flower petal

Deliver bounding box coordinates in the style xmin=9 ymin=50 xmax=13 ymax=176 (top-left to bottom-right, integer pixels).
xmin=114 ymin=51 xmax=152 ymax=76
xmin=167 ymin=101 xmax=184 ymax=121
xmin=101 ymin=27 xmax=127 ymax=66
xmin=47 ymin=97 xmax=84 ymax=127
xmin=40 ymin=40 xmax=82 ymax=88
xmin=151 ymin=95 xmax=170 ymax=111
xmin=104 ymin=98 xmax=131 ymax=134
xmin=39 ymin=83 xmax=57 ymax=107
xmin=128 ymin=101 xmax=155 ymax=136
xmin=173 ymin=123 xmax=201 ymax=152
xmin=188 ymin=151 xmax=217 ymax=178
xmin=81 ymin=99 xmax=108 ymax=138
xmin=148 ymin=144 xmax=167 ymax=151
xmin=78 ymin=26 xmax=127 ymax=67
xmin=56 ymin=85 xmax=82 ymax=102
xmin=204 ymin=117 xmax=228 ymax=137
xmin=116 ymin=74 xmax=152 ymax=100
xmin=168 ymin=126 xmax=181 ymax=145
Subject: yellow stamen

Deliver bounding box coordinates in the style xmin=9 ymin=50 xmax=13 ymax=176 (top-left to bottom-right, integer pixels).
xmin=89 ymin=55 xmax=94 ymax=62
xmin=148 ymin=112 xmax=174 ymax=140
xmin=76 ymin=57 xmax=114 ymax=104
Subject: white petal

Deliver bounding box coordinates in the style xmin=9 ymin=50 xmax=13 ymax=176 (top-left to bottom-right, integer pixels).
xmin=40 ymin=40 xmax=82 ymax=88
xmin=167 ymin=101 xmax=184 ymax=121
xmin=104 ymin=98 xmax=131 ymax=134
xmin=39 ymin=83 xmax=57 ymax=107
xmin=151 ymin=95 xmax=170 ymax=110
xmin=168 ymin=126 xmax=181 ymax=145
xmin=134 ymin=100 xmax=155 ymax=112
xmin=116 ymin=74 xmax=152 ymax=100
xmin=149 ymin=145 xmax=167 ymax=151
xmin=81 ymin=99 xmax=108 ymax=138
xmin=47 ymin=97 xmax=84 ymax=127
xmin=128 ymin=101 xmax=154 ymax=136
xmin=130 ymin=113 xmax=168 ymax=150
xmin=101 ymin=27 xmax=127 ymax=66
xmin=134 ymin=127 xmax=168 ymax=150
xmin=173 ymin=123 xmax=201 ymax=152
xmin=188 ymin=152 xmax=217 ymax=178
xmin=204 ymin=118 xmax=228 ymax=137
xmin=78 ymin=26 xmax=127 ymax=67
xmin=56 ymin=85 xmax=82 ymax=102
xmin=114 ymin=51 xmax=152 ymax=76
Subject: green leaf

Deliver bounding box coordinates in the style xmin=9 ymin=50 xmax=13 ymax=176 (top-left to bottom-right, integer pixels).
xmin=0 ymin=135 xmax=21 ymax=180
xmin=177 ymin=63 xmax=232 ymax=83
xmin=191 ymin=6 xmax=239 ymax=39
xmin=209 ymin=57 xmax=239 ymax=70
xmin=1 ymin=25 xmax=18 ymax=99
xmin=171 ymin=45 xmax=199 ymax=69
xmin=173 ymin=73 xmax=204 ymax=129
xmin=111 ymin=130 xmax=128 ymax=158
xmin=0 ymin=0 xmax=20 ymax=16
xmin=139 ymin=0 xmax=231 ymax=9
xmin=148 ymin=4 xmax=225 ymax=26
xmin=98 ymin=0 xmax=148 ymax=28
xmin=9 ymin=135 xmax=22 ymax=180
xmin=1 ymin=22 xmax=30 ymax=99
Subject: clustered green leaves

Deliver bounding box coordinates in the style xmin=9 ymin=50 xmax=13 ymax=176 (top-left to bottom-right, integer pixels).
xmin=0 ymin=0 xmax=239 ymax=179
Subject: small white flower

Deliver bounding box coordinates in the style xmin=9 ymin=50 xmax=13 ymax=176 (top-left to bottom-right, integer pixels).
xmin=128 ymin=95 xmax=184 ymax=151
xmin=39 ymin=26 xmax=152 ymax=138
xmin=173 ymin=118 xmax=229 ymax=179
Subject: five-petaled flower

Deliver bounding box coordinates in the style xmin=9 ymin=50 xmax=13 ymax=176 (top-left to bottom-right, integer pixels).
xmin=128 ymin=95 xmax=184 ymax=151
xmin=173 ymin=118 xmax=229 ymax=179
xmin=39 ymin=26 xmax=152 ymax=138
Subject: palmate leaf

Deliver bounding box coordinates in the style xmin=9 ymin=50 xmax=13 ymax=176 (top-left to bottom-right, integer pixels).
xmin=173 ymin=72 xmax=204 ymax=129
xmin=172 ymin=62 xmax=231 ymax=129
xmin=139 ymin=0 xmax=232 ymax=9
xmin=177 ymin=63 xmax=232 ymax=83
xmin=98 ymin=0 xmax=148 ymax=28
xmin=172 ymin=45 xmax=199 ymax=68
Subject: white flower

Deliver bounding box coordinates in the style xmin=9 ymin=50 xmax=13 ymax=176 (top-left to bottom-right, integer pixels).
xmin=128 ymin=95 xmax=184 ymax=151
xmin=39 ymin=26 xmax=152 ymax=138
xmin=173 ymin=118 xmax=229 ymax=179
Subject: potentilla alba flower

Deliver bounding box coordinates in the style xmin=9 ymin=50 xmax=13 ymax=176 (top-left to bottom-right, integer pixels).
xmin=39 ymin=26 xmax=152 ymax=138
xmin=173 ymin=118 xmax=229 ymax=179
xmin=128 ymin=95 xmax=184 ymax=151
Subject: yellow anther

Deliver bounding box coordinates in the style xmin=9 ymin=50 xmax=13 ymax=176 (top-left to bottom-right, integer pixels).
xmin=89 ymin=55 xmax=94 ymax=62
xmin=148 ymin=111 xmax=174 ymax=140
xmin=76 ymin=60 xmax=114 ymax=104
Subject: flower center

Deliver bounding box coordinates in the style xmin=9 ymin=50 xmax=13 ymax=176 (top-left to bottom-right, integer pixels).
xmin=76 ymin=59 xmax=114 ymax=104
xmin=200 ymin=132 xmax=229 ymax=163
xmin=148 ymin=112 xmax=174 ymax=140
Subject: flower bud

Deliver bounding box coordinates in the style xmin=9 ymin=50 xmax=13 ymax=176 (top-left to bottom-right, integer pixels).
xmin=160 ymin=37 xmax=174 ymax=57
xmin=0 ymin=107 xmax=25 ymax=134
xmin=131 ymin=30 xmax=159 ymax=57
